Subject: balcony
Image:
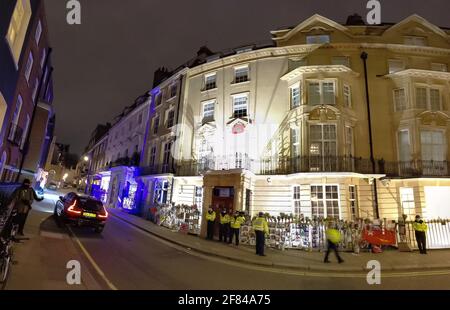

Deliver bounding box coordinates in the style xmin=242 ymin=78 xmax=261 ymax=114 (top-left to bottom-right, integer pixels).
xmin=138 ymin=156 xmax=450 ymax=178
xmin=7 ymin=123 xmax=24 ymax=147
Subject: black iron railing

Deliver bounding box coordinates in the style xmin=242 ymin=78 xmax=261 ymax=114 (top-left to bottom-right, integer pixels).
xmin=139 ymin=156 xmax=450 ymax=177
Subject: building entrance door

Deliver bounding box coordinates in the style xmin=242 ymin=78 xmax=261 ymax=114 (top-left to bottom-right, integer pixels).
xmin=211 ymin=187 xmax=234 ymax=237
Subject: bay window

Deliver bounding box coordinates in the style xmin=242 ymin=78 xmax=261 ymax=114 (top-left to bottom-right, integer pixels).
xmin=290 ymin=84 xmax=301 ymax=108
xmin=416 ymin=87 xmax=441 ymax=111
xmin=393 ymin=88 xmax=407 ymax=111
xmin=307 ymin=81 xmax=335 ymax=105
xmin=311 ymin=185 xmax=340 ymax=219
xmin=309 ymin=124 xmax=337 ymax=171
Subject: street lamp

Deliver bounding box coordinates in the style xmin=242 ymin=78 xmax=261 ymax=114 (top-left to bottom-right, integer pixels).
xmin=84 ymin=156 xmax=89 ymax=162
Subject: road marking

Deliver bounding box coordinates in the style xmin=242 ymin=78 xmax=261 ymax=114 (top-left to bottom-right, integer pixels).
xmin=67 ymin=226 xmax=118 ymax=290
xmin=111 ymin=213 xmax=450 ymax=279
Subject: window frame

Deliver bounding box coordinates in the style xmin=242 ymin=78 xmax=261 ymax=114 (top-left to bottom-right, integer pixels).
xmin=292 ymin=185 xmax=301 ymax=216
xmin=204 ymin=72 xmax=217 ymax=91
xmin=393 ymin=88 xmax=407 ymax=112
xmin=343 ymin=84 xmax=352 ymax=108
xmin=35 ymin=19 xmax=42 ymax=45
xmin=348 ymin=185 xmax=358 ymax=220
xmin=415 ymin=86 xmax=442 ymax=111
xmin=307 ymin=80 xmax=336 ymax=105
xmin=310 ymin=184 xmax=340 ymax=219
xmin=388 ymin=59 xmax=405 ymax=74
xmin=202 ymin=99 xmax=215 ymax=120
xmin=25 ymin=51 xmax=34 ymax=83
xmin=306 ymin=34 xmax=330 ymax=44
xmin=233 ymin=65 xmax=249 ymax=84
xmin=231 ymin=92 xmax=249 ymax=118
xmin=289 ymin=83 xmax=301 ymax=108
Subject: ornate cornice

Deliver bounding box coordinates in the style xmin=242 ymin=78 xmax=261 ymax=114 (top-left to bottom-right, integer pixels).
xmin=280 ymin=65 xmax=359 ymax=81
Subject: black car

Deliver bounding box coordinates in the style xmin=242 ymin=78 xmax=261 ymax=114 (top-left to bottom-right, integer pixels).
xmin=54 ymin=192 xmax=108 ymax=233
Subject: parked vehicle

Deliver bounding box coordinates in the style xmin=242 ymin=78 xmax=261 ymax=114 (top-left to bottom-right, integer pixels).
xmin=54 ymin=192 xmax=108 ymax=233
xmin=46 ymin=182 xmax=58 ymax=190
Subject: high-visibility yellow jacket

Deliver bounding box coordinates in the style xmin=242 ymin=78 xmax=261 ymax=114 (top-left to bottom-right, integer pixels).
xmin=205 ymin=211 xmax=216 ymax=222
xmin=413 ymin=220 xmax=428 ymax=232
xmin=220 ymin=214 xmax=231 ymax=224
xmin=230 ymin=216 xmax=246 ymax=229
xmin=252 ymin=216 xmax=269 ymax=235
xmin=326 ymin=228 xmax=341 ymax=244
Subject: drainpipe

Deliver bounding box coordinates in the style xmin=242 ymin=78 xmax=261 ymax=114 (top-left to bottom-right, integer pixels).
xmin=16 ymin=48 xmax=53 ymax=182
xmin=360 ymin=51 xmax=380 ymax=219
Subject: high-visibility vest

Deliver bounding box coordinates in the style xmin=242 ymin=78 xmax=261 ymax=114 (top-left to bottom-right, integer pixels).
xmin=252 ymin=217 xmax=269 ymax=234
xmin=220 ymin=214 xmax=231 ymax=224
xmin=413 ymin=221 xmax=428 ymax=232
xmin=230 ymin=216 xmax=245 ymax=229
xmin=326 ymin=228 xmax=341 ymax=244
xmin=205 ymin=211 xmax=216 ymax=222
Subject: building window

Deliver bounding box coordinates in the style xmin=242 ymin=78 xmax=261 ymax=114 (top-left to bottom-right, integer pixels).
xmin=288 ymin=58 xmax=307 ymax=71
xmin=153 ymin=115 xmax=160 ymax=134
xmin=307 ymin=81 xmax=335 ymax=105
xmin=431 ymin=63 xmax=448 ymax=72
xmin=343 ymin=84 xmax=351 ymax=108
xmin=169 ymin=83 xmax=177 ymax=99
xmin=232 ymin=93 xmax=249 ymax=118
xmin=167 ymin=110 xmax=175 ymax=128
xmin=421 ymin=130 xmax=446 ymax=162
xmin=345 ymin=126 xmax=354 ymax=157
xmin=32 ymin=78 xmax=39 ymax=101
xmin=310 ymin=185 xmax=340 ymax=219
xmin=6 ymin=0 xmax=32 ymax=66
xmin=416 ymin=87 xmax=441 ymax=111
xmin=309 ymin=124 xmax=337 ymax=171
xmin=404 ymin=36 xmax=427 ymax=46
xmin=293 ymin=186 xmax=301 ymax=216
xmin=399 ymin=187 xmax=415 ymax=220
xmin=202 ymin=100 xmax=215 ymax=120
xmin=25 ymin=51 xmax=34 ymax=82
xmin=332 ymin=56 xmax=350 ymax=68
xmin=155 ymin=93 xmax=162 ymax=107
xmin=9 ymin=95 xmax=23 ymax=141
xmin=349 ymin=185 xmax=358 ymax=220
xmin=290 ymin=84 xmax=301 ymax=108
xmin=149 ymin=146 xmax=156 ymax=167
xmin=393 ymin=88 xmax=406 ymax=111
xmin=154 ymin=180 xmax=169 ymax=204
xmin=35 ymin=19 xmax=42 ymax=45
xmin=234 ymin=65 xmax=249 ymax=84
xmin=40 ymin=48 xmax=46 ymax=68
xmin=398 ymin=129 xmax=412 ymax=162
xmin=194 ymin=186 xmax=203 ymax=208
xmin=204 ymin=73 xmax=217 ymax=90
xmin=388 ymin=59 xmax=405 ymax=74
xmin=306 ymin=35 xmax=330 ymax=44
xmin=162 ymin=141 xmax=172 ymax=173
xmin=291 ymin=127 xmax=300 ymax=157
xmin=20 ymin=115 xmax=30 ymax=149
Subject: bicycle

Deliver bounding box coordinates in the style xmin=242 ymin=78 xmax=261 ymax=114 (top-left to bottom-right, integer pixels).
xmin=0 ymin=205 xmax=18 ymax=284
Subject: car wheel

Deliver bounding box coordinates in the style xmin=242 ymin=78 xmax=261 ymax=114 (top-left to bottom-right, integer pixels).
xmin=94 ymin=226 xmax=104 ymax=234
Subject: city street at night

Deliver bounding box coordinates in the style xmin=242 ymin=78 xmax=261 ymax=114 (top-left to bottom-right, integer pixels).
xmin=2 ymin=0 xmax=450 ymax=301
xmin=4 ymin=190 xmax=450 ymax=290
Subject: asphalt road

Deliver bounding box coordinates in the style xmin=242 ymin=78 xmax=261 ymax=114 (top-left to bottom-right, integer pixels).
xmin=6 ymin=189 xmax=450 ymax=290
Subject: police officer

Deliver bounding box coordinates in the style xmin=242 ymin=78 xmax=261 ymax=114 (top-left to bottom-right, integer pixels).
xmin=229 ymin=211 xmax=245 ymax=246
xmin=253 ymin=212 xmax=269 ymax=256
xmin=324 ymin=222 xmax=344 ymax=263
xmin=205 ymin=207 xmax=216 ymax=240
xmin=413 ymin=215 xmax=428 ymax=254
xmin=219 ymin=209 xmax=231 ymax=242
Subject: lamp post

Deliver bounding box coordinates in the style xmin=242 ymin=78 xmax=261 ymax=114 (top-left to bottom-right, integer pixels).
xmin=83 ymin=155 xmax=91 ymax=194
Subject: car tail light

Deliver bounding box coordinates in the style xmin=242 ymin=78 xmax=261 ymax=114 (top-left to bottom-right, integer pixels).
xmin=67 ymin=200 xmax=82 ymax=215
xmin=98 ymin=207 xmax=108 ymax=219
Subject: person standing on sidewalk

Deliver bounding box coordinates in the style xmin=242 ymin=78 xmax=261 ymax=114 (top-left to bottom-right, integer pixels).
xmin=205 ymin=207 xmax=216 ymax=240
xmin=11 ymin=179 xmax=44 ymax=236
xmin=324 ymin=222 xmax=344 ymax=264
xmin=219 ymin=209 xmax=231 ymax=243
xmin=413 ymin=215 xmax=428 ymax=254
xmin=253 ymin=212 xmax=269 ymax=256
xmin=229 ymin=211 xmax=245 ymax=246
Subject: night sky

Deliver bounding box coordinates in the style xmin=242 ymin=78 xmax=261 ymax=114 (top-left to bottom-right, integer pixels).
xmin=44 ymin=0 xmax=450 ymax=155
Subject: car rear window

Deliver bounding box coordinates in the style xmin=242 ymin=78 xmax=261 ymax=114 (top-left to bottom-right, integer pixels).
xmin=79 ymin=198 xmax=103 ymax=211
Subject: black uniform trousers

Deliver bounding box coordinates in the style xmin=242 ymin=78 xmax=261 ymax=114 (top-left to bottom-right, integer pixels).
xmin=219 ymin=223 xmax=230 ymax=242
xmin=255 ymin=230 xmax=265 ymax=255
xmin=15 ymin=211 xmax=30 ymax=235
xmin=415 ymin=231 xmax=427 ymax=254
xmin=229 ymin=228 xmax=240 ymax=245
xmin=324 ymin=241 xmax=343 ymax=262
xmin=206 ymin=221 xmax=215 ymax=240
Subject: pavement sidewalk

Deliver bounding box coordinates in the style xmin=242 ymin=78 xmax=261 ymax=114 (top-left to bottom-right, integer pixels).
xmin=108 ymin=208 xmax=450 ymax=273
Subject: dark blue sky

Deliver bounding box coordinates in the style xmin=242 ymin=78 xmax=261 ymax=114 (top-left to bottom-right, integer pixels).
xmin=44 ymin=0 xmax=450 ymax=154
